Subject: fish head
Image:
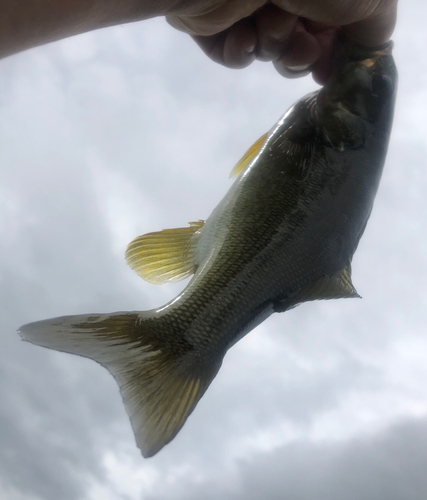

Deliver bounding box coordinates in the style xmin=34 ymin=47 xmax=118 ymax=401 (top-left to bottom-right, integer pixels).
xmin=316 ymin=39 xmax=397 ymax=150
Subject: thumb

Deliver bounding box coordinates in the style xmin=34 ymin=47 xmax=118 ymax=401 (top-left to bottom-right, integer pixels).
xmin=167 ymin=0 xmax=266 ymax=36
xmin=343 ymin=1 xmax=397 ymax=46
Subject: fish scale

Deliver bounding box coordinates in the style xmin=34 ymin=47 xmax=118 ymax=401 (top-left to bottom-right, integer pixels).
xmin=19 ymin=40 xmax=397 ymax=458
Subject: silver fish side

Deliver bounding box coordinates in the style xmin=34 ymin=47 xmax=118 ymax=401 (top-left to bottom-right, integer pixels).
xmin=18 ymin=41 xmax=397 ymax=458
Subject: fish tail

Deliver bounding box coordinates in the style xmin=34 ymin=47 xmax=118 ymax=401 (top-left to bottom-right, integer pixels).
xmin=18 ymin=312 xmax=221 ymax=457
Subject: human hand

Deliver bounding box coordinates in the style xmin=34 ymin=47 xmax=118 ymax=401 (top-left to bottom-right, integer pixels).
xmin=166 ymin=0 xmax=398 ymax=83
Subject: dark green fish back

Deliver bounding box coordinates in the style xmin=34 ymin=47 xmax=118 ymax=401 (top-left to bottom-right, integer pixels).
xmin=19 ymin=41 xmax=397 ymax=458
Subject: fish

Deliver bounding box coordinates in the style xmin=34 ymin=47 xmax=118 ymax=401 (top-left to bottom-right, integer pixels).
xmin=18 ymin=40 xmax=397 ymax=458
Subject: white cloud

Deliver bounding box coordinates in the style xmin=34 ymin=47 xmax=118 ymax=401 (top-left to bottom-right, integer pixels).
xmin=1 ymin=3 xmax=427 ymax=500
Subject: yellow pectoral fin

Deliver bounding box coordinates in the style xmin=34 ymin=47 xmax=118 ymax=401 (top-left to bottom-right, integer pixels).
xmin=230 ymin=132 xmax=268 ymax=178
xmin=125 ymin=220 xmax=205 ymax=284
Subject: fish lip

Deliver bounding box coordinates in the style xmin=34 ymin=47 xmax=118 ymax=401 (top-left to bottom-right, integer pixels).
xmin=334 ymin=35 xmax=394 ymax=63
xmin=348 ymin=40 xmax=394 ymax=60
xmin=318 ymin=35 xmax=395 ymax=116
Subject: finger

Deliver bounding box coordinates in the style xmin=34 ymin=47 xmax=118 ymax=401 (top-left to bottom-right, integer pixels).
xmin=343 ymin=1 xmax=397 ymax=46
xmin=166 ymin=13 xmax=201 ymax=35
xmin=223 ymin=18 xmax=258 ymax=67
xmin=272 ymin=0 xmax=397 ymax=47
xmin=192 ymin=18 xmax=257 ymax=69
xmin=309 ymin=27 xmax=338 ymax=85
xmin=273 ymin=22 xmax=321 ymax=78
xmin=304 ymin=19 xmax=339 ymax=35
xmin=253 ymin=4 xmax=298 ymax=62
xmin=271 ymin=0 xmax=347 ymax=25
xmin=166 ymin=0 xmax=266 ymax=36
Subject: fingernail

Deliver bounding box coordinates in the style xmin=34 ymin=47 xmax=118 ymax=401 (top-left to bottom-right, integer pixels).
xmin=273 ymin=60 xmax=311 ymax=78
xmin=269 ymin=32 xmax=285 ymax=41
xmin=286 ymin=63 xmax=311 ymax=71
xmin=245 ymin=43 xmax=256 ymax=55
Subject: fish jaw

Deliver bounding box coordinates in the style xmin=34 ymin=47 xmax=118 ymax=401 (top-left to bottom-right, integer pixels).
xmin=316 ymin=40 xmax=397 ymax=151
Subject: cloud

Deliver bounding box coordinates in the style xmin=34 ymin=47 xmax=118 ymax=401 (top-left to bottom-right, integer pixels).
xmin=1 ymin=3 xmax=427 ymax=500
xmin=149 ymin=417 xmax=427 ymax=500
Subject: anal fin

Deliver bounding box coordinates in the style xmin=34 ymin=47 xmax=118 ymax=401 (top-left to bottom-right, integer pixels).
xmin=274 ymin=264 xmax=360 ymax=313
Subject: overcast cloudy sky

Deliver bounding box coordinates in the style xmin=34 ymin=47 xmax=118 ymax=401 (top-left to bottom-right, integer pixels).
xmin=1 ymin=2 xmax=427 ymax=500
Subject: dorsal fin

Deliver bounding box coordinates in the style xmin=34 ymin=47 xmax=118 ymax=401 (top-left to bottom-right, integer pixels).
xmin=230 ymin=132 xmax=268 ymax=178
xmin=125 ymin=220 xmax=204 ymax=284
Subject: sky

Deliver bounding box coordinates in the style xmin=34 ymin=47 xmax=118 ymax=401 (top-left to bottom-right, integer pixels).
xmin=0 ymin=2 xmax=427 ymax=499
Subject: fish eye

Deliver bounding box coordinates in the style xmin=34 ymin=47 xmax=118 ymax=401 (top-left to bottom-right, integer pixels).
xmin=372 ymin=74 xmax=394 ymax=97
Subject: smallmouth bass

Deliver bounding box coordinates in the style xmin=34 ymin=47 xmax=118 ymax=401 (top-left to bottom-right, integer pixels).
xmin=19 ymin=41 xmax=397 ymax=457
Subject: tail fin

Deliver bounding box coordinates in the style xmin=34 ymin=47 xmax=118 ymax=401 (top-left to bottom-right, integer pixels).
xmin=18 ymin=313 xmax=221 ymax=457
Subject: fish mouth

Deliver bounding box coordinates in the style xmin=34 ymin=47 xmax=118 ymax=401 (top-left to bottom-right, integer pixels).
xmin=345 ymin=40 xmax=394 ymax=74
xmin=313 ymin=37 xmax=396 ymax=149
xmin=347 ymin=40 xmax=394 ymax=61
xmin=333 ymin=33 xmax=394 ymax=62
xmin=321 ymin=36 xmax=396 ymax=101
